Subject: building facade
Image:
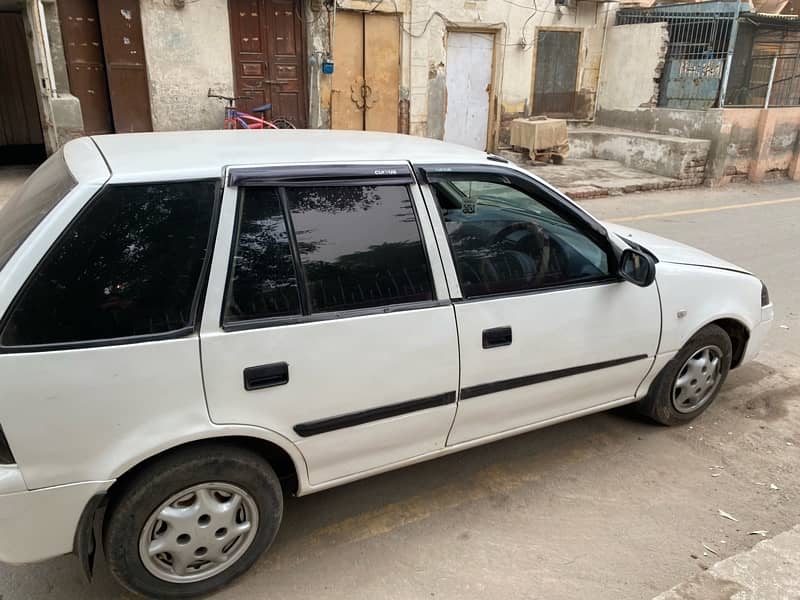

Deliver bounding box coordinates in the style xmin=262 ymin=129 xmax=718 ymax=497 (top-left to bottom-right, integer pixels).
xmin=1 ymin=0 xmax=612 ymax=160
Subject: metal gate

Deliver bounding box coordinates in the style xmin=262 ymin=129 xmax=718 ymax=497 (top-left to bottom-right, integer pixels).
xmin=617 ymin=7 xmax=736 ymax=109
xmin=58 ymin=0 xmax=152 ymax=133
xmin=532 ymin=29 xmax=580 ymax=116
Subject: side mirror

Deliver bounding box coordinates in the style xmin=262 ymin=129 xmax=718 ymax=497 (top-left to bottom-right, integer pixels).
xmin=619 ymin=248 xmax=656 ymax=287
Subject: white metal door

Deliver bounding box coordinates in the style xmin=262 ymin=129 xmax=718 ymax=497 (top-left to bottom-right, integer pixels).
xmin=199 ymin=168 xmax=460 ymax=486
xmin=444 ymin=32 xmax=493 ymax=150
xmin=448 ymin=283 xmax=661 ymax=444
xmin=416 ymin=168 xmax=661 ymax=446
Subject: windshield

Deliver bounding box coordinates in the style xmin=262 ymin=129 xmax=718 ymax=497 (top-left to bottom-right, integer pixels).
xmin=0 ymin=149 xmax=76 ymax=271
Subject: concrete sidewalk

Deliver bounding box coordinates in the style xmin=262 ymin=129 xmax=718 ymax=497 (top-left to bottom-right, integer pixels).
xmin=496 ymin=151 xmax=695 ymax=199
xmin=655 ymin=525 xmax=800 ymax=600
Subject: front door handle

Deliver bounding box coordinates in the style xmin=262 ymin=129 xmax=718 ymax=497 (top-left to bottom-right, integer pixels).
xmin=243 ymin=362 xmax=289 ymax=391
xmin=483 ymin=326 xmax=512 ymax=349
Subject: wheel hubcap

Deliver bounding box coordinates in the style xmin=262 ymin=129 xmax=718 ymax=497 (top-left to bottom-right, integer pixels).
xmin=138 ymin=482 xmax=259 ymax=583
xmin=672 ymin=345 xmax=723 ymax=414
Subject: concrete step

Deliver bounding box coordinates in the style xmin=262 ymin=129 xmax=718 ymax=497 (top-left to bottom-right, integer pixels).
xmin=525 ymin=157 xmax=692 ymax=200
xmin=568 ymin=126 xmax=710 ymax=183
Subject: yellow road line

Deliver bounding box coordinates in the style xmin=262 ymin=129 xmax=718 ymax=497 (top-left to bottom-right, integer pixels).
xmin=608 ymin=196 xmax=800 ymax=223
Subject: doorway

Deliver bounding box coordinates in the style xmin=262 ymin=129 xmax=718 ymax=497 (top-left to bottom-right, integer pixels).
xmin=58 ymin=0 xmax=153 ymax=134
xmin=228 ymin=0 xmax=308 ymax=128
xmin=0 ymin=11 xmax=45 ymax=164
xmin=443 ymin=31 xmax=494 ymax=150
xmin=331 ymin=11 xmax=401 ymax=132
xmin=532 ymin=29 xmax=581 ymax=117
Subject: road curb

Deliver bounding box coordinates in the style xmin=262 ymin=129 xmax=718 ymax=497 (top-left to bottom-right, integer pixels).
xmin=653 ymin=525 xmax=800 ymax=600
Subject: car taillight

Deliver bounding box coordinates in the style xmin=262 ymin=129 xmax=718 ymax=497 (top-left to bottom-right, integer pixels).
xmin=761 ymin=281 xmax=770 ymax=307
xmin=0 ymin=425 xmax=14 ymax=464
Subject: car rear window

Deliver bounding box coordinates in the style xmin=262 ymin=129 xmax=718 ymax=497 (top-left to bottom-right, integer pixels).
xmin=0 ymin=149 xmax=76 ymax=272
xmin=1 ymin=181 xmax=216 ymax=348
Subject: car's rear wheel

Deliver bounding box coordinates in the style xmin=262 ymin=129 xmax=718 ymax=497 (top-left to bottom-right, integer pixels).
xmin=638 ymin=324 xmax=733 ymax=425
xmin=104 ymin=444 xmax=283 ymax=599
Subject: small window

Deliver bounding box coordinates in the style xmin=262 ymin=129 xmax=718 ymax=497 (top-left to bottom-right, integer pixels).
xmin=431 ymin=176 xmax=610 ymax=298
xmin=225 ymin=188 xmax=301 ymax=323
xmin=285 ymin=185 xmax=434 ymax=313
xmin=1 ymin=181 xmax=216 ymax=347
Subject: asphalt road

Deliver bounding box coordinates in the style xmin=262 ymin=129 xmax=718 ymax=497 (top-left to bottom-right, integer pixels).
xmin=1 ymin=177 xmax=799 ymax=600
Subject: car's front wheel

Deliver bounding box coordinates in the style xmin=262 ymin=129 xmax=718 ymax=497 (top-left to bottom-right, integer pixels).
xmin=638 ymin=323 xmax=733 ymax=425
xmin=103 ymin=444 xmax=283 ymax=599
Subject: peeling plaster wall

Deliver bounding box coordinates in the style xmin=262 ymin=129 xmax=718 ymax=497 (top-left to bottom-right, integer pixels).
xmin=42 ymin=0 xmax=85 ymax=147
xmin=123 ymin=0 xmax=610 ymax=144
xmin=714 ymin=107 xmax=800 ymax=183
xmin=596 ymin=107 xmax=723 ymax=140
xmin=597 ymin=22 xmax=668 ymax=111
xmin=310 ymin=0 xmax=610 ymax=148
xmin=306 ymin=0 xmax=332 ymax=129
xmin=139 ymin=0 xmax=234 ymax=131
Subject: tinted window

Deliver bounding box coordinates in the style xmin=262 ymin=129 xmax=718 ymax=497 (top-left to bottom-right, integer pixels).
xmin=1 ymin=181 xmax=215 ymax=346
xmin=432 ymin=177 xmax=610 ymax=298
xmin=0 ymin=149 xmax=76 ymax=271
xmin=286 ymin=185 xmax=433 ymax=313
xmin=225 ymin=188 xmax=301 ymax=323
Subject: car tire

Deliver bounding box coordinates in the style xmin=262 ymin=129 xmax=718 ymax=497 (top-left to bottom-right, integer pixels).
xmin=638 ymin=324 xmax=733 ymax=426
xmin=103 ymin=444 xmax=283 ymax=599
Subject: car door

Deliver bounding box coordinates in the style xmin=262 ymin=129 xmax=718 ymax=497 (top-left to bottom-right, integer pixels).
xmin=415 ymin=164 xmax=661 ymax=445
xmin=199 ymin=164 xmax=459 ymax=486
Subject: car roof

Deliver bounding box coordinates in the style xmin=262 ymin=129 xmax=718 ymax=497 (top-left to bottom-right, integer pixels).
xmin=84 ymin=130 xmax=490 ymax=181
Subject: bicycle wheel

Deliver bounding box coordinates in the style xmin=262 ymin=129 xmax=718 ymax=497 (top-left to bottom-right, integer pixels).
xmin=271 ymin=118 xmax=296 ymax=129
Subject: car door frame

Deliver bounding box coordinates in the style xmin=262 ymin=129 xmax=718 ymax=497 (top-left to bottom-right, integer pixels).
xmin=412 ymin=160 xmax=662 ymax=444
xmin=198 ymin=161 xmax=461 ymax=487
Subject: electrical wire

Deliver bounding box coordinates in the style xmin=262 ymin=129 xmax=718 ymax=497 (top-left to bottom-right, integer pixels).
xmin=349 ymin=0 xmax=569 ymax=48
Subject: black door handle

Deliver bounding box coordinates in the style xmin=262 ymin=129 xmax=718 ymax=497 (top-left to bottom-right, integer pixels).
xmin=483 ymin=326 xmax=512 ymax=348
xmin=243 ymin=362 xmax=289 ymax=391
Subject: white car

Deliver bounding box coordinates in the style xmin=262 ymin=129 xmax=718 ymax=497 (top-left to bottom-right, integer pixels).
xmin=0 ymin=131 xmax=772 ymax=598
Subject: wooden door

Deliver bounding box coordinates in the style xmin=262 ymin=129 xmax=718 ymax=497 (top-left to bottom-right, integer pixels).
xmin=331 ymin=11 xmax=363 ymax=130
xmin=96 ymin=0 xmax=152 ymax=132
xmin=331 ymin=11 xmax=400 ymax=132
xmin=363 ymin=13 xmax=400 ymax=132
xmin=443 ymin=32 xmax=493 ymax=150
xmin=58 ymin=0 xmax=113 ymax=135
xmin=533 ymin=30 xmax=580 ymax=116
xmin=0 ymin=11 xmax=44 ymax=154
xmin=229 ymin=0 xmax=308 ymax=127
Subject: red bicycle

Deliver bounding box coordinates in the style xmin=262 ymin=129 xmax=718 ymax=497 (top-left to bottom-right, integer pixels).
xmin=208 ymin=89 xmax=296 ymax=129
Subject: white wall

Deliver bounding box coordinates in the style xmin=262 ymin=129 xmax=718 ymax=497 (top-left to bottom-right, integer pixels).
xmin=324 ymin=0 xmax=614 ymax=143
xmin=140 ymin=0 xmax=234 ymax=131
xmin=597 ymin=22 xmax=668 ymax=111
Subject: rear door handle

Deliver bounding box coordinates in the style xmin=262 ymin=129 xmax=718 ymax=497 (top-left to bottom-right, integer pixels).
xmin=483 ymin=326 xmax=512 ymax=348
xmin=243 ymin=362 xmax=289 ymax=391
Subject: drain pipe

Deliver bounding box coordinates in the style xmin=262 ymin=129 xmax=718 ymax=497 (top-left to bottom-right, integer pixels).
xmin=589 ymin=2 xmax=613 ymax=123
xmin=718 ymin=0 xmax=742 ymax=108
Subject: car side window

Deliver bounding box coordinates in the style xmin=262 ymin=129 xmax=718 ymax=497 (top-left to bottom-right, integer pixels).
xmin=285 ymin=185 xmax=433 ymax=313
xmin=224 ymin=187 xmax=301 ymax=323
xmin=430 ymin=176 xmax=611 ymax=298
xmin=224 ymin=183 xmax=433 ymax=324
xmin=1 ymin=181 xmax=216 ymax=347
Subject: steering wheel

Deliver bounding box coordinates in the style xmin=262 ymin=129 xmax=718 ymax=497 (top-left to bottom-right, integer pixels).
xmin=490 ymin=221 xmax=552 ymax=287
